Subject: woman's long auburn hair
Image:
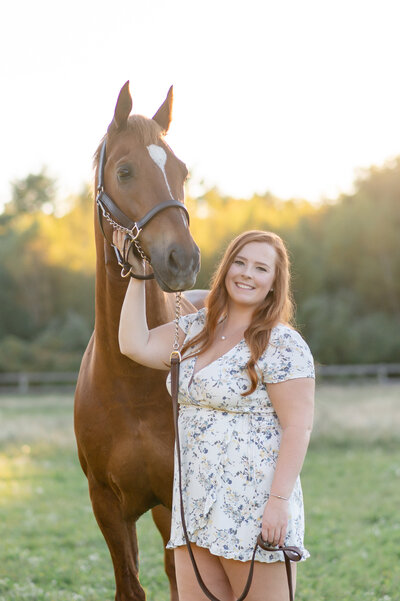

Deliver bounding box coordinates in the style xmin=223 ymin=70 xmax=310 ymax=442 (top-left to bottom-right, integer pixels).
xmin=181 ymin=230 xmax=295 ymax=396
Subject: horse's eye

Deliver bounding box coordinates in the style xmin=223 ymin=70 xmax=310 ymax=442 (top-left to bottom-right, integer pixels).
xmin=117 ymin=165 xmax=134 ymax=182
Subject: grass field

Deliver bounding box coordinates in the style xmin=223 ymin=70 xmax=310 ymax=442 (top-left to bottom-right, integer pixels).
xmin=0 ymin=383 xmax=399 ymax=601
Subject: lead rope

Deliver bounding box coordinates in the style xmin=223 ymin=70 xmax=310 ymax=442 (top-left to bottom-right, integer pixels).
xmin=169 ymin=293 xmax=302 ymax=601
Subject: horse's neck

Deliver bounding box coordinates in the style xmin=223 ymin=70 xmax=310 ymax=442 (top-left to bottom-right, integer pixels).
xmin=93 ymin=228 xmax=170 ymax=365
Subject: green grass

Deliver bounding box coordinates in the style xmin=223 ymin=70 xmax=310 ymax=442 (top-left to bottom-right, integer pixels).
xmin=0 ymin=384 xmax=399 ymax=600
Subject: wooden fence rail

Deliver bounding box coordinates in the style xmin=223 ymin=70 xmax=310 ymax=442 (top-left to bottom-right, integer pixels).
xmin=317 ymin=363 xmax=400 ymax=383
xmin=0 ymin=372 xmax=78 ymax=394
xmin=0 ymin=364 xmax=400 ymax=393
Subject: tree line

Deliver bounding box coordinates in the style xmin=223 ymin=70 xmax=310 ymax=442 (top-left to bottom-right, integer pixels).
xmin=0 ymin=158 xmax=399 ymax=372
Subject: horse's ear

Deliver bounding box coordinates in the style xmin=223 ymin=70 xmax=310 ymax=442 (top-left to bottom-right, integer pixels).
xmin=109 ymin=81 xmax=132 ymax=132
xmin=152 ymin=86 xmax=173 ymax=133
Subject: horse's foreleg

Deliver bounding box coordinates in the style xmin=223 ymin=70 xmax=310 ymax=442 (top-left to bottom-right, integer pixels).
xmin=88 ymin=474 xmax=145 ymax=601
xmin=151 ymin=505 xmax=179 ymax=601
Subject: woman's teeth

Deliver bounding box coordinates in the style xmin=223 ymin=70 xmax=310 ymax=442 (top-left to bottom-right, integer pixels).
xmin=236 ymin=283 xmax=254 ymax=290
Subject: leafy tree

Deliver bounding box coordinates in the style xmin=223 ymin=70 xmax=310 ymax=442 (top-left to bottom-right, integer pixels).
xmin=6 ymin=169 xmax=57 ymax=215
xmin=0 ymin=156 xmax=399 ymax=370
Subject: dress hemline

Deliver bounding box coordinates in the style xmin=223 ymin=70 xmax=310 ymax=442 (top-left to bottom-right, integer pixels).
xmin=166 ymin=536 xmax=310 ymax=564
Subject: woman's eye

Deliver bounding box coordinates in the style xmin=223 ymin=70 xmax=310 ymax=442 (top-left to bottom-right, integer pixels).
xmin=117 ymin=166 xmax=134 ymax=181
xmin=234 ymin=259 xmax=245 ymax=266
xmin=257 ymin=266 xmax=267 ymax=272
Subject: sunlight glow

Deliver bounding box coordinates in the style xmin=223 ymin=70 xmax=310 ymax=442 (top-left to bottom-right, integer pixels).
xmin=1 ymin=0 xmax=400 ymax=207
xmin=0 ymin=453 xmax=33 ymax=502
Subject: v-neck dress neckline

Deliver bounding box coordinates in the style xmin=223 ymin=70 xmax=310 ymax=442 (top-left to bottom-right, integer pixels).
xmin=190 ymin=338 xmax=245 ymax=381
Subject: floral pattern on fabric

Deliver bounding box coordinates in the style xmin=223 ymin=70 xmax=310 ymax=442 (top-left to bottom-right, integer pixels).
xmin=166 ymin=308 xmax=315 ymax=563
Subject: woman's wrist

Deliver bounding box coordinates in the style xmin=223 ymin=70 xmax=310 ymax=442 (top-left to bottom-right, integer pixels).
xmin=269 ymin=492 xmax=289 ymax=501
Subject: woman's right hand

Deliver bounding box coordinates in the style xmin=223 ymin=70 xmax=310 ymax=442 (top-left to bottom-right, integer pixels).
xmin=112 ymin=230 xmax=145 ymax=275
xmin=261 ymin=496 xmax=290 ymax=547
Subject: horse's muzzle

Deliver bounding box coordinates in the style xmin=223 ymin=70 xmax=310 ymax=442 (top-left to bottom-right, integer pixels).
xmin=151 ymin=243 xmax=200 ymax=292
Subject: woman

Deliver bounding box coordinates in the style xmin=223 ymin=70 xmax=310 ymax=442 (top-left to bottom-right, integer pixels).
xmin=116 ymin=230 xmax=315 ymax=601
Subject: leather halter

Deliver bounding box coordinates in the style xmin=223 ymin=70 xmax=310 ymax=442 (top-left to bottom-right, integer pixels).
xmin=96 ymin=139 xmax=190 ymax=280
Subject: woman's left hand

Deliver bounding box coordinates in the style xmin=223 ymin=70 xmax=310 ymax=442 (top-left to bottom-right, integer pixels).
xmin=113 ymin=230 xmax=145 ymax=274
xmin=261 ymin=496 xmax=290 ymax=547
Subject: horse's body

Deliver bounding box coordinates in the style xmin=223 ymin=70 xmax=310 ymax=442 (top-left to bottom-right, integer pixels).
xmin=74 ymin=82 xmax=200 ymax=601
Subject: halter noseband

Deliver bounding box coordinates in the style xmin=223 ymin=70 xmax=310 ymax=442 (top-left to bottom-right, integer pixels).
xmin=96 ymin=139 xmax=190 ymax=280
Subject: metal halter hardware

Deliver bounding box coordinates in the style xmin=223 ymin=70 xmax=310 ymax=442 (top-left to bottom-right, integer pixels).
xmin=96 ymin=139 xmax=190 ymax=280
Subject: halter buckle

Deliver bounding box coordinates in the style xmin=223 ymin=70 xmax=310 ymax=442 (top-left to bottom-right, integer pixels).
xmin=97 ymin=196 xmax=107 ymax=218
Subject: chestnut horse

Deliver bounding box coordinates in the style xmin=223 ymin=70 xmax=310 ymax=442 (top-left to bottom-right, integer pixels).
xmin=74 ymin=82 xmax=200 ymax=601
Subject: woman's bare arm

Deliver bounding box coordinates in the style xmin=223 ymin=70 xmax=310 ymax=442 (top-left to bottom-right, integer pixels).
xmin=261 ymin=377 xmax=315 ymax=546
xmin=114 ymin=230 xmax=186 ymax=370
xmin=118 ymin=277 xmax=187 ymax=370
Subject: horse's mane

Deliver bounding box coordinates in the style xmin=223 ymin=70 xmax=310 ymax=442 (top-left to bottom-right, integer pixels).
xmin=93 ymin=115 xmax=164 ymax=169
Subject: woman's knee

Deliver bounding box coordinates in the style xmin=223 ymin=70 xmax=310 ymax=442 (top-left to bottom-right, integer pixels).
xmin=220 ymin=557 xmax=296 ymax=601
xmin=174 ymin=545 xmax=235 ymax=601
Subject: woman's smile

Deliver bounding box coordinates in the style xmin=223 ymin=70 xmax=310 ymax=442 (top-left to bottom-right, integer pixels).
xmin=235 ymin=282 xmax=255 ymax=290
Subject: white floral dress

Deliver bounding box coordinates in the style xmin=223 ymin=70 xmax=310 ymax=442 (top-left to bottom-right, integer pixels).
xmin=166 ymin=308 xmax=315 ymax=563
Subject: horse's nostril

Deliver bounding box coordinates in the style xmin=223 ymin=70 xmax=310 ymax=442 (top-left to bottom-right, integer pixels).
xmin=159 ymin=244 xmax=199 ymax=287
xmin=168 ymin=249 xmax=180 ymax=274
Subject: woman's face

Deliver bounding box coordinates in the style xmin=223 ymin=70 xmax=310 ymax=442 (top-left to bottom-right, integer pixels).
xmin=224 ymin=241 xmax=277 ymax=309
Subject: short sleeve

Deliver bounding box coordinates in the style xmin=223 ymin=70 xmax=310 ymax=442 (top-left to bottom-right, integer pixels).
xmin=178 ymin=307 xmax=206 ymax=338
xmin=262 ymin=326 xmax=315 ymax=383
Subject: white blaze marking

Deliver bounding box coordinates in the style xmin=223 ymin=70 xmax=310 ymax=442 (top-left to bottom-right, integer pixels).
xmin=146 ymin=143 xmax=188 ymax=228
xmin=147 ymin=144 xmax=173 ymax=200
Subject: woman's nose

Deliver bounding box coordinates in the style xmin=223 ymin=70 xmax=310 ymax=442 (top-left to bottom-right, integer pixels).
xmin=241 ymin=264 xmax=253 ymax=278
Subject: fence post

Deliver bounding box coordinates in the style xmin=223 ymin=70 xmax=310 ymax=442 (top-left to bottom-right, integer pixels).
xmin=377 ymin=365 xmax=388 ymax=384
xmin=18 ymin=373 xmax=29 ymax=394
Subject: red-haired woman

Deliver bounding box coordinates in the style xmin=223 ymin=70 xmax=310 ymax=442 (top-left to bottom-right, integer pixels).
xmin=116 ymin=230 xmax=315 ymax=601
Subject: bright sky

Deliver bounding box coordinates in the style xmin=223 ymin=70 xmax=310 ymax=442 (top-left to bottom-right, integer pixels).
xmin=2 ymin=0 xmax=400 ymax=208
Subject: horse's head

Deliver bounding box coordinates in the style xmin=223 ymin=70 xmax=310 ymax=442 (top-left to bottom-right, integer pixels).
xmin=95 ymin=81 xmax=200 ymax=292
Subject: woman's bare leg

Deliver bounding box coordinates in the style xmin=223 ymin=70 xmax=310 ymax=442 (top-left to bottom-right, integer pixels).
xmin=220 ymin=557 xmax=297 ymax=601
xmin=174 ymin=544 xmax=235 ymax=601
